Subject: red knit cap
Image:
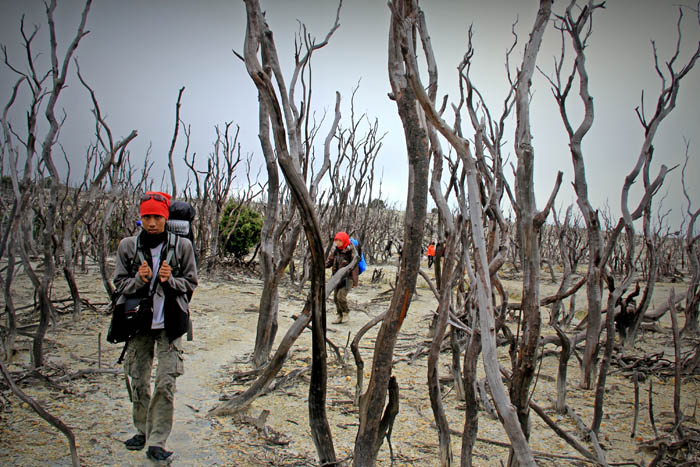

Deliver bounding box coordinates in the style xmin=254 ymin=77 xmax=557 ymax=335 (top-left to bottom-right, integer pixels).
xmin=140 ymin=191 xmax=171 ymax=219
xmin=334 ymin=231 xmax=350 ymax=250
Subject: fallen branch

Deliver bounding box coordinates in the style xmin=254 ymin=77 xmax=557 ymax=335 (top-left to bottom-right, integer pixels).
xmin=0 ymin=359 xmax=80 ymax=467
xmin=265 ymin=365 xmax=310 ymax=394
xmin=643 ymin=292 xmax=685 ymax=322
xmin=209 ymin=261 xmax=357 ymax=416
xmin=565 ymin=404 xmax=608 ymax=466
xmin=232 ymin=409 xmax=291 ymax=446
xmin=507 ymin=276 xmax=587 ymax=311
xmin=445 ymin=429 xmax=600 ymax=464
xmin=529 ymin=400 xmax=601 ymax=464
xmin=52 ymin=367 xmax=121 ymax=383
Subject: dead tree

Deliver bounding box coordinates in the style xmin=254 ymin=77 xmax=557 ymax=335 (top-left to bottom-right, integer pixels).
xmin=251 ymin=97 xmax=304 ymax=368
xmin=656 ymin=218 xmax=685 ymax=281
xmin=591 ymin=2 xmax=700 ymax=436
xmin=239 ymin=1 xmax=342 ymax=463
xmin=418 ymin=20 xmax=460 ymax=461
xmin=364 ymin=204 xmax=404 ymax=265
xmin=453 ymin=21 xmax=523 ymax=465
xmin=353 ymin=2 xmax=433 ymax=465
xmin=181 ymin=120 xmax=258 ymax=267
xmin=251 ymin=22 xmax=342 ymax=366
xmin=293 ymin=85 xmax=388 ymax=291
xmin=181 ymin=123 xmax=211 ymax=261
xmin=549 ymin=206 xmax=575 ymax=325
xmin=458 ymin=24 xmax=521 ymax=328
xmin=87 ymin=154 xmax=151 ymax=298
xmin=427 ymin=150 xmax=461 ymax=465
xmin=0 ymin=160 xmax=18 ymax=358
xmin=509 ymin=0 xmax=561 ymax=450
xmin=209 ymin=259 xmax=357 ymax=412
xmin=203 ymin=123 xmax=244 ymax=263
xmin=622 ymin=197 xmax=673 ymax=346
xmin=560 ymin=211 xmax=588 ymax=326
xmin=547 ymin=0 xmax=699 ymax=388
xmin=56 ymin=63 xmax=136 ymax=318
xmin=460 ymin=301 xmax=482 ymax=467
xmin=680 ymin=143 xmax=700 ymax=334
xmin=1 ymin=248 xmax=18 ymax=361
xmin=1 ymin=0 xmax=93 ymax=367
xmin=412 ymin=12 xmax=525 ymax=463
xmin=1 ymin=80 xmax=29 ymax=362
xmin=547 ymin=0 xmax=608 ymax=389
xmin=553 ymin=325 xmax=572 ymax=413
xmin=167 ymin=86 xmax=185 ymax=197
xmin=321 ymin=86 xmax=386 ymax=240
xmin=401 ymin=1 xmax=539 ymax=463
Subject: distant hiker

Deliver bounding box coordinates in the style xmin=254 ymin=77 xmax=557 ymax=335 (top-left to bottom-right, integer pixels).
xmin=615 ymin=299 xmax=637 ymax=340
xmin=426 ymin=241 xmax=436 ymax=268
xmin=113 ymin=191 xmax=198 ymax=464
xmin=325 ymin=231 xmax=359 ymax=324
xmin=614 ymin=282 xmax=641 ymax=340
xmin=384 ymin=239 xmax=393 ymax=258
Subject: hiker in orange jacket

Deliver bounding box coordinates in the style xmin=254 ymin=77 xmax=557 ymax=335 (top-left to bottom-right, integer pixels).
xmin=426 ymin=241 xmax=436 ymax=268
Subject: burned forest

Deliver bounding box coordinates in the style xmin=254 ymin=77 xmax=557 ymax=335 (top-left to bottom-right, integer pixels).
xmin=2 ymin=0 xmax=700 ymax=466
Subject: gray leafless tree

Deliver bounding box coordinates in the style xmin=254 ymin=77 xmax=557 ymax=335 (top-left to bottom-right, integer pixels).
xmin=546 ymin=0 xmax=699 ymax=389
xmin=680 ymin=142 xmax=700 ymax=334
xmin=1 ymin=0 xmax=93 ymax=367
xmin=56 ymin=62 xmax=136 ymax=317
xmin=237 ymin=1 xmax=343 ymax=463
xmin=399 ymin=0 xmax=554 ymax=464
xmin=508 ymin=1 xmax=562 ymax=452
xmin=250 ymin=20 xmax=341 ymax=366
xmin=353 ymin=2 xmax=433 ymax=465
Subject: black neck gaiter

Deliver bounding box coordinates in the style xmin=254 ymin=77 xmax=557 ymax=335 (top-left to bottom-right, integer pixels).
xmin=142 ymin=230 xmax=167 ymax=249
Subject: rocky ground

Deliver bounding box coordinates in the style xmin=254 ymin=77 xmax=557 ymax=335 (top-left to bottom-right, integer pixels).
xmin=1 ymin=258 xmax=698 ymax=466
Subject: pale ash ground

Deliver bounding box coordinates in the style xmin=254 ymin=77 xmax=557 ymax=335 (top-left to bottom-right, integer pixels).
xmin=0 ymin=261 xmax=696 ymax=466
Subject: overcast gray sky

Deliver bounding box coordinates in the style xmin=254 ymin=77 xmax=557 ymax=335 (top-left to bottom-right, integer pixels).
xmin=1 ymin=0 xmax=699 ymax=230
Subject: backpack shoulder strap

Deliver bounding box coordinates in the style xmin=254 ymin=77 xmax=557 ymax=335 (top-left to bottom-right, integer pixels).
xmin=134 ymin=235 xmax=146 ymax=264
xmin=128 ymin=235 xmax=146 ymax=275
xmin=164 ymin=232 xmax=179 ymax=271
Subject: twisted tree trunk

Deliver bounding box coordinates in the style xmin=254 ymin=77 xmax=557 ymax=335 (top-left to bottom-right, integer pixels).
xmin=239 ymin=2 xmax=342 ymax=462
xmin=354 ymin=3 xmax=431 ymax=464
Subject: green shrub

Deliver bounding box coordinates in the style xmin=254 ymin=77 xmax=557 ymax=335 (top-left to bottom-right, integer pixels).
xmin=219 ymin=201 xmax=262 ymax=258
xmin=0 ymin=176 xmax=13 ymax=190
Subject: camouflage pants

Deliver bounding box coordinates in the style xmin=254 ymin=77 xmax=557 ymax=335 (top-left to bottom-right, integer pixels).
xmin=333 ymin=278 xmax=352 ymax=316
xmin=125 ymin=330 xmax=184 ymax=448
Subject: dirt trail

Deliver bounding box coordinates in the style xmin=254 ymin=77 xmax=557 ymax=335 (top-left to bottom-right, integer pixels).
xmin=150 ymin=278 xmax=264 ymax=466
xmin=1 ymin=263 xmax=698 ymax=466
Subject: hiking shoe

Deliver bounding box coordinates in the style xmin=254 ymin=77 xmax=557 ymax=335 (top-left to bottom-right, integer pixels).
xmin=146 ymin=446 xmax=173 ymax=463
xmin=124 ymin=433 xmax=145 ymax=451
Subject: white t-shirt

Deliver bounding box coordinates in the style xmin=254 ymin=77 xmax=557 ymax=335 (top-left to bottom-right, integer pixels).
xmin=149 ymin=244 xmax=166 ymax=329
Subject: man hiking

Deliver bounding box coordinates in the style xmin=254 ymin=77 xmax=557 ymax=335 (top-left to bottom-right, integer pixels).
xmin=113 ymin=191 xmax=198 ymax=464
xmin=325 ymin=231 xmax=359 ymax=324
xmin=426 ymin=241 xmax=436 ymax=268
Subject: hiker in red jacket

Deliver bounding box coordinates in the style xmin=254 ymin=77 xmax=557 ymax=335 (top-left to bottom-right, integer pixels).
xmin=325 ymin=231 xmax=359 ymax=324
